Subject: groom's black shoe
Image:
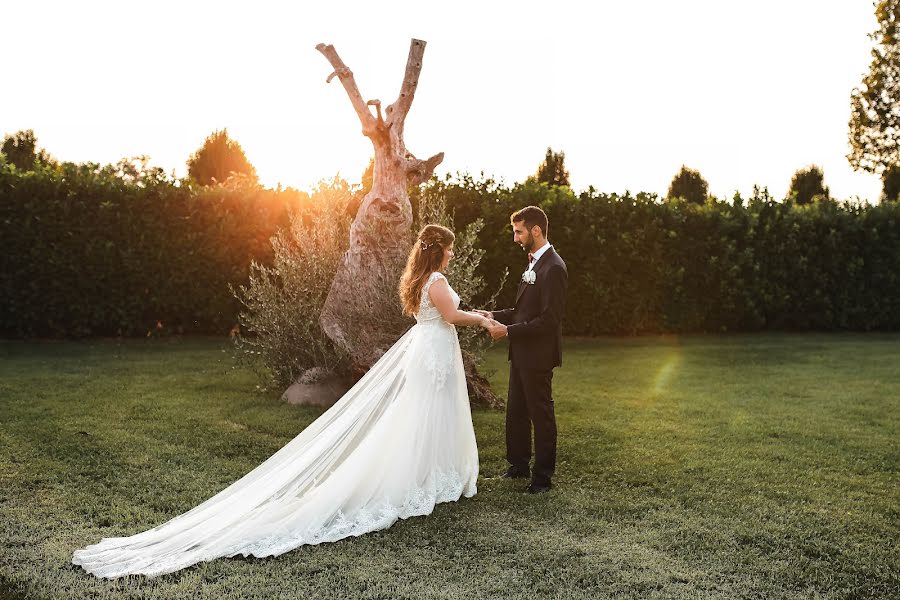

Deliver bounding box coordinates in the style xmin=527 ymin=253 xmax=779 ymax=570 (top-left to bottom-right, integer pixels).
xmin=498 ymin=466 xmax=530 ymax=479
xmin=524 ymin=481 xmax=552 ymax=494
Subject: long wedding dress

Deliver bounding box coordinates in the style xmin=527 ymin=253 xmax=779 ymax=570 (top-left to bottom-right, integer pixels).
xmin=73 ymin=272 xmax=479 ymax=578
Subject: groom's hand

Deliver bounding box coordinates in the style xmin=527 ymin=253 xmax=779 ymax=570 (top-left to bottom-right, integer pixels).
xmin=487 ymin=322 xmax=507 ymax=340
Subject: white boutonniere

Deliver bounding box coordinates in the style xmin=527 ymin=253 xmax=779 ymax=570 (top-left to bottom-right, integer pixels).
xmin=522 ymin=270 xmax=536 ymax=285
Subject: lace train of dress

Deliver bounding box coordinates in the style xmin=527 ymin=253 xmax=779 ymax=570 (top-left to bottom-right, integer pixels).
xmin=72 ymin=272 xmax=478 ymax=578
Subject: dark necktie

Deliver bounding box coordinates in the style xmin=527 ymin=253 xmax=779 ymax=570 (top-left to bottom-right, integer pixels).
xmin=528 ymin=253 xmax=535 ymax=264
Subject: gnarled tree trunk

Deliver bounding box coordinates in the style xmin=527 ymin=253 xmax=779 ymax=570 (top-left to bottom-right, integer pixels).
xmin=316 ymin=39 xmax=443 ymax=367
xmin=315 ymin=39 xmax=500 ymax=408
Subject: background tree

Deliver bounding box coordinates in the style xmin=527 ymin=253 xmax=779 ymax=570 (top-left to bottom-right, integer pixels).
xmin=788 ymin=165 xmax=830 ymax=205
xmin=667 ymin=165 xmax=709 ymax=204
xmin=848 ymin=0 xmax=900 ymax=175
xmin=532 ymin=147 xmax=570 ymax=187
xmin=882 ymin=164 xmax=900 ymax=201
xmin=186 ymin=128 xmax=257 ymax=186
xmin=1 ymin=130 xmax=53 ymax=171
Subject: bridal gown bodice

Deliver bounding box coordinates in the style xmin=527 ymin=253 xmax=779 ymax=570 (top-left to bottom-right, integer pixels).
xmin=416 ymin=271 xmax=459 ymax=323
xmin=73 ymin=271 xmax=478 ymax=578
xmin=414 ymin=272 xmax=461 ymax=389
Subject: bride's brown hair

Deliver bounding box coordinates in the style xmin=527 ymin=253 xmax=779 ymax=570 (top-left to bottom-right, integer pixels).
xmin=398 ymin=224 xmax=455 ymax=317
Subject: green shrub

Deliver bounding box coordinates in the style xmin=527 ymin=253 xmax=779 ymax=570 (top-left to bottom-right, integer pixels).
xmin=230 ymin=180 xmax=352 ymax=389
xmin=231 ymin=179 xmax=507 ymax=392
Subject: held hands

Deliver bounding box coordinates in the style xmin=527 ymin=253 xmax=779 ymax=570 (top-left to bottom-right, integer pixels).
xmin=486 ymin=320 xmax=508 ymax=340
xmin=471 ymin=309 xmax=493 ymax=329
xmin=472 ymin=309 xmax=507 ymax=339
xmin=475 ymin=315 xmax=496 ymax=329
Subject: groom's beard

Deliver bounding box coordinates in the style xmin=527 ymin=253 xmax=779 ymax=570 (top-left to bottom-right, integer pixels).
xmin=519 ymin=233 xmax=535 ymax=253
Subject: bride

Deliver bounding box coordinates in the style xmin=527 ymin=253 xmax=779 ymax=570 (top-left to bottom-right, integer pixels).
xmin=73 ymin=224 xmax=493 ymax=578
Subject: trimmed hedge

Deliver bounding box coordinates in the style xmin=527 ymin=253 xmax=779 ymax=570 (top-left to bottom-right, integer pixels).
xmin=426 ymin=178 xmax=900 ymax=334
xmin=2 ymin=164 xmax=898 ymax=338
xmin=0 ymin=161 xmax=301 ymax=337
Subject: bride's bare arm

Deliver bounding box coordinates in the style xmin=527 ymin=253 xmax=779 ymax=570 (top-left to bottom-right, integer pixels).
xmin=429 ymin=278 xmax=490 ymax=327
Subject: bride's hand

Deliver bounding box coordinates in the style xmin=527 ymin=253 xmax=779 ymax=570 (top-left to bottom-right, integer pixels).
xmin=481 ymin=317 xmax=500 ymax=329
xmin=474 ymin=314 xmax=495 ymax=329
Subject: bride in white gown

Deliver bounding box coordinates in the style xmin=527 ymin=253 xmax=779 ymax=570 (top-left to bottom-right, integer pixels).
xmin=73 ymin=224 xmax=493 ymax=578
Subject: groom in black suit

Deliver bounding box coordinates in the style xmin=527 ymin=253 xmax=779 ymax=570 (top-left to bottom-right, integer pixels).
xmin=478 ymin=206 xmax=567 ymax=494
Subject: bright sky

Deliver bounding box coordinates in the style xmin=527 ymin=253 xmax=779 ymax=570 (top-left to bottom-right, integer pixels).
xmin=1 ymin=1 xmax=884 ymax=201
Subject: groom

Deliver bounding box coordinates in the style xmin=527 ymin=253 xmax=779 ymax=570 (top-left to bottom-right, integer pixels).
xmin=477 ymin=206 xmax=568 ymax=494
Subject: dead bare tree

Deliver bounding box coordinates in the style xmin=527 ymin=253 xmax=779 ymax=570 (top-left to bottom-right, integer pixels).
xmin=315 ymin=39 xmax=444 ymax=370
xmin=315 ymin=39 xmax=502 ymax=408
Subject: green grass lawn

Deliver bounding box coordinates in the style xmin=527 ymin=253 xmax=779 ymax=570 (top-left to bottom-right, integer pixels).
xmin=0 ymin=334 xmax=898 ymax=599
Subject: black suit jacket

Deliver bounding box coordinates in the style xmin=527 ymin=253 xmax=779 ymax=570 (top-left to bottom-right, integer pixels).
xmin=493 ymin=247 xmax=567 ymax=370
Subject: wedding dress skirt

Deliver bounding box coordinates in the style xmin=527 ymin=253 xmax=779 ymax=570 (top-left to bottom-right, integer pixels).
xmin=73 ymin=272 xmax=478 ymax=578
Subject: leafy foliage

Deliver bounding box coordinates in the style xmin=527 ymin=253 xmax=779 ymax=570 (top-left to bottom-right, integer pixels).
xmin=531 ymin=147 xmax=570 ymax=187
xmin=848 ymin=0 xmax=900 ymax=175
xmin=231 ymin=180 xmax=353 ymax=390
xmin=882 ymin=164 xmax=900 ymax=201
xmin=187 ymin=128 xmax=258 ymax=186
xmin=1 ymin=129 xmax=54 ymax=171
xmin=0 ymin=159 xmax=296 ymax=337
xmin=787 ymin=165 xmax=830 ymax=205
xmin=433 ymin=175 xmax=900 ymax=334
xmin=666 ymin=165 xmax=709 ymax=205
xmin=4 ymin=164 xmax=900 ymax=341
xmin=233 ymin=178 xmax=506 ymax=393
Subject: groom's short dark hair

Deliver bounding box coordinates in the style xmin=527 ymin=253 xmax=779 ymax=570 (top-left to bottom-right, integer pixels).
xmin=511 ymin=206 xmax=548 ymax=237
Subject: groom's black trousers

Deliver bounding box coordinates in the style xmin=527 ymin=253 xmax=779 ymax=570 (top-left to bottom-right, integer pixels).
xmin=507 ymin=362 xmax=557 ymax=485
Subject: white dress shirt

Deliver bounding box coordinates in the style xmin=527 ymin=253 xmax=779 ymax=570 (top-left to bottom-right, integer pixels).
xmin=526 ymin=243 xmax=553 ymax=274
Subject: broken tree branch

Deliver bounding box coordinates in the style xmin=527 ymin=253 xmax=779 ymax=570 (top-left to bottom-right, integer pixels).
xmin=386 ymin=39 xmax=426 ymax=127
xmin=316 ymin=43 xmax=378 ymax=135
